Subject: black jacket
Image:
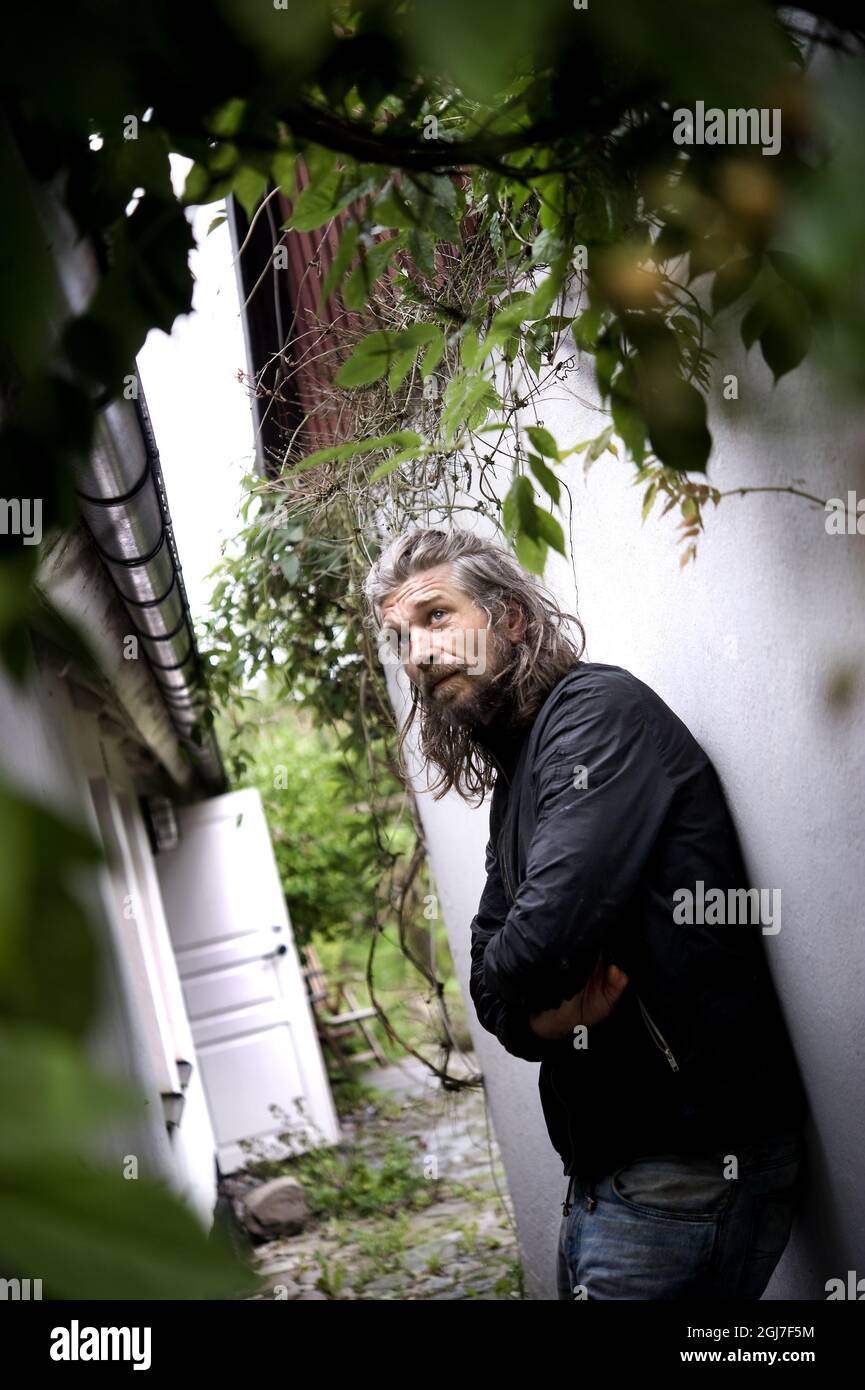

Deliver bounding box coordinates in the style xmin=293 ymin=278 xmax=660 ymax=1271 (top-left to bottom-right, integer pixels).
xmin=468 ymin=661 xmax=808 ymax=1181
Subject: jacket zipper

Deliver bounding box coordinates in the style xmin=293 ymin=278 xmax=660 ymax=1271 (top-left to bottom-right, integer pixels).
xmin=497 ymin=825 xmax=516 ymax=904
xmin=634 ymin=991 xmax=680 ymax=1072
xmin=548 ymin=1066 xmax=583 ymax=1190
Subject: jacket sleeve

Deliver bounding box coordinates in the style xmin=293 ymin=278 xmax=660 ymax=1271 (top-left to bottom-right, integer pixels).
xmin=482 ymin=678 xmax=676 ymax=1014
xmin=469 ymin=833 xmax=568 ymax=1062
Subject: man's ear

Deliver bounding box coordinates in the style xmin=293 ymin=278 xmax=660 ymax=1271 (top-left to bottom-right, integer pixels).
xmin=505 ymin=597 xmax=527 ymax=643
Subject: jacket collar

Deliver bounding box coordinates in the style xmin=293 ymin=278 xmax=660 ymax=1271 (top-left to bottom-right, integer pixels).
xmin=470 ymin=703 xmax=532 ymax=783
xmin=471 ymin=665 xmax=583 ymax=782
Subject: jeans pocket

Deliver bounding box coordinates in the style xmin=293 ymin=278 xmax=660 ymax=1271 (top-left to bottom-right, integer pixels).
xmin=610 ymin=1152 xmax=736 ymax=1221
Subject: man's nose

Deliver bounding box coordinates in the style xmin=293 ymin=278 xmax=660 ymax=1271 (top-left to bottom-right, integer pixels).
xmin=409 ymin=628 xmax=436 ymax=667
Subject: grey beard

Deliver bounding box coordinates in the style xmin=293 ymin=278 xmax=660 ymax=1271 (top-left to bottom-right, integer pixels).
xmin=418 ymin=638 xmax=518 ymax=736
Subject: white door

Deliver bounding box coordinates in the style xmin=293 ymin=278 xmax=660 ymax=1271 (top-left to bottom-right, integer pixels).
xmin=156 ymin=787 xmax=340 ymax=1173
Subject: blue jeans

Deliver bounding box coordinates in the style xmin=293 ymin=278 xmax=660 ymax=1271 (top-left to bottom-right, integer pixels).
xmin=556 ymin=1130 xmax=807 ymax=1300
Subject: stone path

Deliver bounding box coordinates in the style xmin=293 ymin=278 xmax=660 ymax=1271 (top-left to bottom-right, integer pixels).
xmin=246 ymin=1052 xmax=524 ymax=1300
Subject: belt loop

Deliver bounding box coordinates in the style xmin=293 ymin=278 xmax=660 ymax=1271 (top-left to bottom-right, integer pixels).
xmin=562 ymin=1173 xmax=576 ymax=1216
xmin=585 ymin=1177 xmax=597 ymax=1213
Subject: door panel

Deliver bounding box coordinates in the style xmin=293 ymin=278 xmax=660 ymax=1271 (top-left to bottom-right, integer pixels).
xmin=156 ymin=787 xmax=339 ymax=1172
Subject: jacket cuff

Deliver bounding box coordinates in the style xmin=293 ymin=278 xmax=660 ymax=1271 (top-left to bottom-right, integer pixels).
xmin=502 ymin=1010 xmax=573 ymax=1063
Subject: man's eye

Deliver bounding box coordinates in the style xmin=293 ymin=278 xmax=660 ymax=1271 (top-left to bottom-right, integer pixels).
xmin=429 ymin=609 xmax=447 ymax=622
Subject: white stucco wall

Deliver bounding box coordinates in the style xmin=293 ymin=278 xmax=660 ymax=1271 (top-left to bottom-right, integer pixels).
xmin=0 ymin=639 xmax=218 ymax=1231
xmin=388 ymin=303 xmax=865 ymax=1299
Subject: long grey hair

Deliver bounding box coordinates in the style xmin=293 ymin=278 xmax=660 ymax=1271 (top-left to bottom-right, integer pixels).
xmin=362 ymin=527 xmax=587 ymax=804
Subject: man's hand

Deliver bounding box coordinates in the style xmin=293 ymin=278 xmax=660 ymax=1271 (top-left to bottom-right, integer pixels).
xmin=528 ymin=957 xmax=630 ymax=1041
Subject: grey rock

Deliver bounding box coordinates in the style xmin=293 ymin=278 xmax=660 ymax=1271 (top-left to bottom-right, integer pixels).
xmin=242 ymin=1177 xmax=310 ymax=1238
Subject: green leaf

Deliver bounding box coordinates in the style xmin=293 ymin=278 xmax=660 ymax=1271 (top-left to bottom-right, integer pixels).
xmin=271 ymin=146 xmax=299 ymax=191
xmin=407 ymin=227 xmax=436 ymax=278
xmin=232 ymin=166 xmax=267 ymax=221
xmin=343 ymin=238 xmax=399 ymax=311
xmin=584 ymin=425 xmax=615 ymax=467
xmin=594 ymin=339 xmax=618 ymax=400
xmin=502 ymin=475 xmax=539 ymax=539
xmin=643 ymin=380 xmax=711 ymax=472
xmin=758 ymin=281 xmax=813 ymax=382
xmin=486 ymin=254 xmax=569 ymax=349
xmin=181 ymin=162 xmax=213 ymax=206
xmin=335 ymin=324 xmax=440 ymax=389
xmin=441 ymin=372 xmax=501 ymax=444
xmin=536 ymin=173 xmax=565 ymax=233
xmin=373 ymin=180 xmax=428 ymax=232
xmin=421 ymin=327 xmax=445 ymax=378
xmin=652 ymin=220 xmax=689 ymax=263
xmin=279 ymin=552 xmax=300 ymax=584
xmin=711 ymin=255 xmax=760 ymax=313
xmin=369 ymin=438 xmax=425 ymax=481
xmin=530 ymin=229 xmax=565 ymax=266
xmin=0 ymin=1024 xmax=256 ymax=1298
xmin=386 ymin=348 xmax=417 ymax=392
xmin=534 ymin=509 xmax=566 ymax=556
xmin=670 ymin=314 xmax=698 ymax=339
xmin=610 ymin=385 xmax=647 ymax=465
xmin=461 ymin=327 xmax=488 ymax=371
xmin=0 ymin=1025 xmax=138 ymax=1166
xmin=572 ymin=306 xmax=603 ymax=352
xmin=401 ymin=174 xmax=462 ymax=244
xmin=740 ymin=298 xmax=770 ymax=350
xmin=208 ymin=98 xmax=247 ymax=138
xmin=286 ymin=431 xmax=422 ymax=475
xmin=0 ymin=786 xmax=100 ymax=1038
xmin=641 ymin=480 xmax=659 ymax=522
xmin=524 ymin=425 xmax=559 ymax=459
xmin=0 ymin=1157 xmax=255 ymax=1300
xmin=514 ymin=531 xmax=548 ymax=574
xmin=316 ymin=222 xmax=360 ymax=313
xmin=335 ymin=331 xmax=404 ymax=388
xmin=766 ymin=251 xmax=824 ymax=312
xmin=286 ymin=171 xmax=347 ymax=231
xmin=528 ymin=453 xmax=561 ymax=505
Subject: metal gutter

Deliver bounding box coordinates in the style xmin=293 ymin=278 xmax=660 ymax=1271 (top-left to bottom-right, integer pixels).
xmin=74 ymin=375 xmax=226 ymax=794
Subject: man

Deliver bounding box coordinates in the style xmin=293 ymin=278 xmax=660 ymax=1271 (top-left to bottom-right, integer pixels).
xmin=364 ymin=525 xmax=809 ymax=1300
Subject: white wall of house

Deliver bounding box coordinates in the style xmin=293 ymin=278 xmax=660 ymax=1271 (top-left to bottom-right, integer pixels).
xmin=390 ymin=305 xmax=865 ymax=1299
xmin=0 ymin=640 xmax=219 ymax=1228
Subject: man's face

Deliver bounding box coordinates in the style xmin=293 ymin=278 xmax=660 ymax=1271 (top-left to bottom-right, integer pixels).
xmin=379 ymin=563 xmax=524 ymax=730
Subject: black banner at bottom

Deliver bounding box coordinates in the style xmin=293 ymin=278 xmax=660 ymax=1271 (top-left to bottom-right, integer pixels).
xmin=1 ymin=1295 xmax=859 ymax=1374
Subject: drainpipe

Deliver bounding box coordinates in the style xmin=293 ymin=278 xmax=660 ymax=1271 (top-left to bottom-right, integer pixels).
xmin=74 ymin=375 xmax=226 ymax=794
